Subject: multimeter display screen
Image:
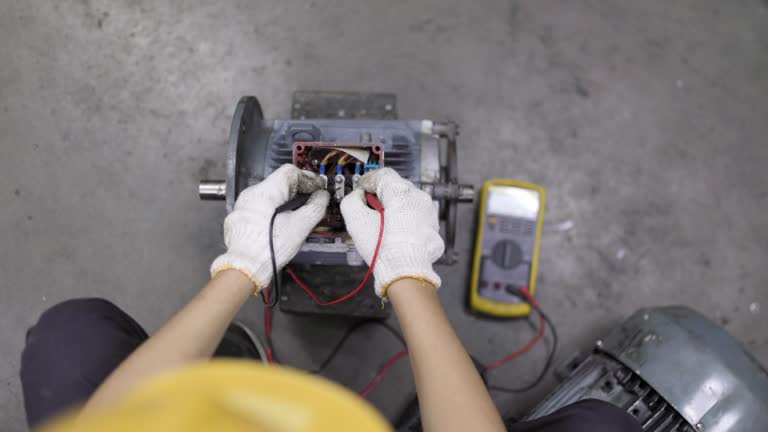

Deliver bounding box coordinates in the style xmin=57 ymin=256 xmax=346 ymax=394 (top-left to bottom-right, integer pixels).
xmin=487 ymin=186 xmax=540 ymax=220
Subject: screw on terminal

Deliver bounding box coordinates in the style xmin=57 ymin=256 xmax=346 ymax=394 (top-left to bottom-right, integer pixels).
xmin=334 ymin=174 xmax=345 ymax=202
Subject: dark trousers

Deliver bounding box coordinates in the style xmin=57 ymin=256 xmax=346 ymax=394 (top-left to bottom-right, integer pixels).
xmin=20 ymin=299 xmax=148 ymax=428
xmin=20 ymin=298 xmax=641 ymax=431
xmin=508 ymin=400 xmax=642 ymax=431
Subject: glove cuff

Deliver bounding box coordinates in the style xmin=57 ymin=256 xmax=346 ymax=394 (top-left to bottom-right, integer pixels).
xmin=210 ymin=251 xmax=272 ymax=293
xmin=373 ymin=248 xmax=441 ymax=297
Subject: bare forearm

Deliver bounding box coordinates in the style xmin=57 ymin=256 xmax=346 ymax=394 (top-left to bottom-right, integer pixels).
xmin=389 ymin=279 xmax=505 ymax=432
xmin=83 ymin=270 xmax=255 ymax=411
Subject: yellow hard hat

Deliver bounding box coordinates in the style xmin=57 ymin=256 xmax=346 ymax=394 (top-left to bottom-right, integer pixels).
xmin=43 ymin=360 xmax=393 ymax=432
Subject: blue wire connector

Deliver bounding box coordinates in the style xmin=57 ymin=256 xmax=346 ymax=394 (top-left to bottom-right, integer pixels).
xmin=319 ymin=164 xmax=327 ymax=175
xmin=336 ymin=163 xmax=344 ymax=175
xmin=354 ymin=163 xmax=362 ymax=175
xmin=364 ymin=163 xmax=379 ymax=173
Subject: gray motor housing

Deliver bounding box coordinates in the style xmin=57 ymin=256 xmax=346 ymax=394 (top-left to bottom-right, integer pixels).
xmin=204 ymin=96 xmax=472 ymax=266
xmin=199 ymin=95 xmax=474 ymax=317
xmin=526 ymin=306 xmax=768 ymax=432
xmin=261 ymin=119 xmax=440 ymax=266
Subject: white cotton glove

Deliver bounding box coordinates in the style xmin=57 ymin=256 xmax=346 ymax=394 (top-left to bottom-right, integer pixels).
xmin=340 ymin=168 xmax=444 ymax=297
xmin=211 ymin=164 xmax=330 ymax=292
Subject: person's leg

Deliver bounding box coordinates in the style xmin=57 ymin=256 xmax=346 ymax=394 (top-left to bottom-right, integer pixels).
xmin=509 ymin=399 xmax=642 ymax=432
xmin=20 ymin=298 xmax=148 ymax=428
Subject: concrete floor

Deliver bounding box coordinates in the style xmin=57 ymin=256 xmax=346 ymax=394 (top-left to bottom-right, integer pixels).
xmin=2 ymin=0 xmax=768 ymax=429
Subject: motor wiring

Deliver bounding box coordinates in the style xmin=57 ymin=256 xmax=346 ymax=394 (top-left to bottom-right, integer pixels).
xmin=321 ymin=150 xmax=340 ymax=165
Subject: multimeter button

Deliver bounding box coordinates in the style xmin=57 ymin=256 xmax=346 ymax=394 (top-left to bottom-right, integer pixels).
xmin=491 ymin=240 xmax=523 ymax=269
xmin=493 ymin=282 xmax=501 ymax=290
xmin=480 ymin=280 xmax=488 ymax=288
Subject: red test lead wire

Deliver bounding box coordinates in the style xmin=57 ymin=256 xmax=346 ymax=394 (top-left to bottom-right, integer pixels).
xmin=262 ymin=288 xmax=275 ymax=364
xmin=286 ymin=192 xmax=385 ymax=306
xmin=359 ymin=350 xmax=409 ymax=398
xmin=484 ymin=287 xmax=546 ymax=370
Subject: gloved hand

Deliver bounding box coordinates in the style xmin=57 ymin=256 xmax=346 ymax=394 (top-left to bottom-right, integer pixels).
xmin=340 ymin=168 xmax=444 ymax=297
xmin=211 ymin=164 xmax=330 ymax=292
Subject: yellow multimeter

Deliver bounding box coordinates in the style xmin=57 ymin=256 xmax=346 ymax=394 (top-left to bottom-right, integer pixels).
xmin=469 ymin=180 xmax=546 ymax=318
